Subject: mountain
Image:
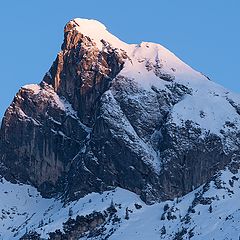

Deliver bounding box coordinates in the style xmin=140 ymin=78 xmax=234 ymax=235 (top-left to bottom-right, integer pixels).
xmin=0 ymin=18 xmax=240 ymax=240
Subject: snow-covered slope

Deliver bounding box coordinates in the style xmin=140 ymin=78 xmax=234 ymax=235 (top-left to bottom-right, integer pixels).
xmin=1 ymin=166 xmax=240 ymax=239
xmin=71 ymin=18 xmax=240 ymax=137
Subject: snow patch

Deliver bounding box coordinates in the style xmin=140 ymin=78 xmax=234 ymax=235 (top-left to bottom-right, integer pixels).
xmin=22 ymin=84 xmax=41 ymax=94
xmin=71 ymin=18 xmax=128 ymax=50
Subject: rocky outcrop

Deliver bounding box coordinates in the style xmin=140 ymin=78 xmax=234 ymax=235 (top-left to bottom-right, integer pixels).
xmin=0 ymin=83 xmax=88 ymax=195
xmin=1 ymin=18 xmax=240 ymax=204
xmin=48 ymin=211 xmax=106 ymax=240
xmin=20 ymin=204 xmax=120 ymax=240
xmin=48 ymin=206 xmax=118 ymax=240
xmin=0 ymin=19 xmax=127 ymax=196
xmin=43 ymin=19 xmax=127 ymax=126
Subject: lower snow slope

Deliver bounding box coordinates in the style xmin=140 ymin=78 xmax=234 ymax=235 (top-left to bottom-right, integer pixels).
xmin=1 ymin=167 xmax=240 ymax=239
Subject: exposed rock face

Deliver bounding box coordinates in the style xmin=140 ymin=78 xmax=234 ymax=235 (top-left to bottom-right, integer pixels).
xmin=43 ymin=19 xmax=127 ymax=126
xmin=1 ymin=18 xmax=240 ymax=204
xmin=0 ymin=19 xmax=127 ymax=197
xmin=0 ymin=84 xmax=87 ymax=195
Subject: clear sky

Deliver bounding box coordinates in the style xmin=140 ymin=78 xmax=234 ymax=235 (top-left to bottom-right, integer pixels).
xmin=0 ymin=0 xmax=239 ymax=119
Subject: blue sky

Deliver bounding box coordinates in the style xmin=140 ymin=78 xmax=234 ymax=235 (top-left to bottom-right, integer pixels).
xmin=0 ymin=0 xmax=239 ymax=119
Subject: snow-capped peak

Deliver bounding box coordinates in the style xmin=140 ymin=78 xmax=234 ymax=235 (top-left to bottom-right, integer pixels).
xmin=66 ymin=18 xmax=207 ymax=85
xmin=66 ymin=18 xmax=128 ymax=50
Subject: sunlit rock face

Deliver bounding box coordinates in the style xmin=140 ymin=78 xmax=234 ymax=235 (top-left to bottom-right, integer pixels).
xmin=1 ymin=18 xmax=240 ymax=203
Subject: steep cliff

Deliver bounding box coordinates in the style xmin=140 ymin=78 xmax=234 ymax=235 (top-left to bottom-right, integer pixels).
xmin=1 ymin=18 xmax=240 ymax=206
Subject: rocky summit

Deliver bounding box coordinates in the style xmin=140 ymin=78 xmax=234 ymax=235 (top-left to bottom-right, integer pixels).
xmin=0 ymin=18 xmax=240 ymax=240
